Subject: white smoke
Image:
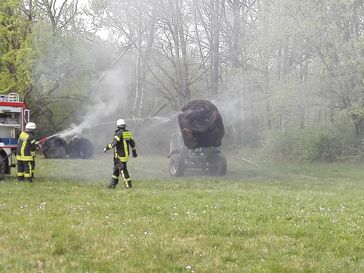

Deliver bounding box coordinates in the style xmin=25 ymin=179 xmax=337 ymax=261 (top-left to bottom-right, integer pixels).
xmin=58 ymin=67 xmax=130 ymax=139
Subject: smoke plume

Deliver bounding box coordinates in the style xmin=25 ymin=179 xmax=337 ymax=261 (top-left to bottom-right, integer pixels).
xmin=58 ymin=67 xmax=130 ymax=139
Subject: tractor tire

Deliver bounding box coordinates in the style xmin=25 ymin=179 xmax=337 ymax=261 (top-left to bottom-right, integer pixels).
xmin=169 ymin=154 xmax=186 ymax=177
xmin=0 ymin=154 xmax=7 ymax=180
xmin=208 ymin=154 xmax=227 ymax=176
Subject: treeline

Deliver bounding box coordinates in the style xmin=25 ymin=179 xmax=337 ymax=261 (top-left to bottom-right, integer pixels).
xmin=1 ymin=0 xmax=363 ymax=161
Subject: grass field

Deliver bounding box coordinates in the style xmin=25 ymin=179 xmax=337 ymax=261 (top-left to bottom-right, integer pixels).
xmin=0 ymin=155 xmax=363 ymax=273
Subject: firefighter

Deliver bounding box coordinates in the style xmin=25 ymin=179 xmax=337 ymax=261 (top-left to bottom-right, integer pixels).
xmin=16 ymin=122 xmax=37 ymax=182
xmin=104 ymin=119 xmax=138 ymax=189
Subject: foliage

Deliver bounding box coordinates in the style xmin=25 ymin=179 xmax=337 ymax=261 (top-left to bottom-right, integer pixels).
xmin=29 ymin=22 xmax=103 ymax=135
xmin=0 ymin=0 xmax=363 ymax=161
xmin=300 ymin=131 xmax=351 ymax=162
xmin=262 ymin=117 xmax=357 ymax=162
xmin=0 ymin=0 xmax=32 ymax=95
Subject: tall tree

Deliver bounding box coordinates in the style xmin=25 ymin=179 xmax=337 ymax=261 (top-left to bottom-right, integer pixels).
xmin=0 ymin=0 xmax=33 ymax=96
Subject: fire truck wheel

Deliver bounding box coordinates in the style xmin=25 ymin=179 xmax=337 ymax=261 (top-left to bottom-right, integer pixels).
xmin=169 ymin=154 xmax=185 ymax=177
xmin=0 ymin=154 xmax=7 ymax=179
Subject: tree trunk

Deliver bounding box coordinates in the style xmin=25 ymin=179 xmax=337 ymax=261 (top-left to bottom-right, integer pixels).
xmin=210 ymin=0 xmax=221 ymax=96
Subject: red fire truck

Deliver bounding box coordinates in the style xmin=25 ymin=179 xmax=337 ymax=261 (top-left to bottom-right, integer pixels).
xmin=0 ymin=93 xmax=30 ymax=177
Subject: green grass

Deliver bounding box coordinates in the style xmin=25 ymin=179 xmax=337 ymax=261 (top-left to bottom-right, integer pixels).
xmin=0 ymin=155 xmax=363 ymax=272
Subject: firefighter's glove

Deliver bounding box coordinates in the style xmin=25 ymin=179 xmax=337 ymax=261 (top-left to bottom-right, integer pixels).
xmin=132 ymin=150 xmax=138 ymax=158
xmin=35 ymin=141 xmax=40 ymax=150
xmin=103 ymin=147 xmax=108 ymax=153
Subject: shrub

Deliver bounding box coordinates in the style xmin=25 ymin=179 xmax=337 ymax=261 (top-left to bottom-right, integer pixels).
xmin=262 ymin=124 xmax=356 ymax=162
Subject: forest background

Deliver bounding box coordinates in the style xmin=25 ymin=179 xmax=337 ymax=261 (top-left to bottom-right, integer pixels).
xmin=1 ymin=0 xmax=363 ymax=161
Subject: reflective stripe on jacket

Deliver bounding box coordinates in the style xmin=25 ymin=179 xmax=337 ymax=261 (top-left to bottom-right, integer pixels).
xmin=16 ymin=131 xmax=36 ymax=161
xmin=107 ymin=128 xmax=136 ymax=162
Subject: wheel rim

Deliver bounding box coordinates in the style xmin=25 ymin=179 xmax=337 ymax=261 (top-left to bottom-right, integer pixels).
xmin=170 ymin=158 xmax=177 ymax=175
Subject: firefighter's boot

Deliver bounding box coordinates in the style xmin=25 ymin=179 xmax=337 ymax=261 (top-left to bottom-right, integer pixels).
xmin=124 ymin=178 xmax=132 ymax=189
xmin=18 ymin=176 xmax=24 ymax=182
xmin=107 ymin=178 xmax=118 ymax=189
xmin=25 ymin=177 xmax=33 ymax=183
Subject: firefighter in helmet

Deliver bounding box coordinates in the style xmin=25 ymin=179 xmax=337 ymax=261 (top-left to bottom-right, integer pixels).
xmin=104 ymin=119 xmax=137 ymax=189
xmin=16 ymin=122 xmax=37 ymax=182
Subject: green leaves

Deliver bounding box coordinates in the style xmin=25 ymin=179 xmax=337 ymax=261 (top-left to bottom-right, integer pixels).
xmin=0 ymin=0 xmax=32 ymax=95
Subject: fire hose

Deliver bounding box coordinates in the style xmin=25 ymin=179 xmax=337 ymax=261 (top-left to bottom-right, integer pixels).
xmin=0 ymin=149 xmax=17 ymax=163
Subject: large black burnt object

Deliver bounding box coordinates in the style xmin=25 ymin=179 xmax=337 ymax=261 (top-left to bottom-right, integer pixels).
xmin=178 ymin=100 xmax=224 ymax=149
xmin=41 ymin=136 xmax=68 ymax=159
xmin=68 ymin=137 xmax=94 ymax=159
xmin=41 ymin=136 xmax=94 ymax=159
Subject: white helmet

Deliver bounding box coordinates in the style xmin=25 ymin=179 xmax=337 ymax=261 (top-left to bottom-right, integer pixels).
xmin=116 ymin=119 xmax=126 ymax=127
xmin=25 ymin=122 xmax=36 ymax=130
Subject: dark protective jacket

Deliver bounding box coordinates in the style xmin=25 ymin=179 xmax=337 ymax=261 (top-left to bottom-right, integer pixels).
xmin=106 ymin=128 xmax=136 ymax=162
xmin=16 ymin=130 xmax=36 ymax=161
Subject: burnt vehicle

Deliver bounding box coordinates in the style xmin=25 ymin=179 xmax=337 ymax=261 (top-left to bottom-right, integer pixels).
xmin=168 ymin=100 xmax=227 ymax=176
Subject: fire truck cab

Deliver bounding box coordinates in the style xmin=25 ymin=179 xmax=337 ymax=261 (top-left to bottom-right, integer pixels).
xmin=0 ymin=93 xmax=29 ymax=177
